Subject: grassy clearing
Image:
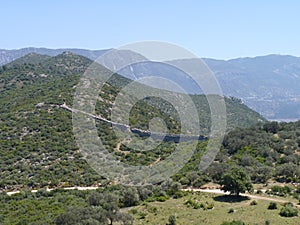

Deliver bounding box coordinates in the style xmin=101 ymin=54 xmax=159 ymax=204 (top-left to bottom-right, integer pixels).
xmin=130 ymin=192 xmax=300 ymax=225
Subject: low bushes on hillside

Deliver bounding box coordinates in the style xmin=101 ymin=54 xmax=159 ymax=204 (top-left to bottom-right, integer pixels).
xmin=279 ymin=203 xmax=298 ymax=217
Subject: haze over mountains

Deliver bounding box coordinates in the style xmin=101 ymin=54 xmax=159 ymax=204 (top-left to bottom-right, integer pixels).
xmin=204 ymin=55 xmax=300 ymax=121
xmin=1 ymin=47 xmax=300 ymax=120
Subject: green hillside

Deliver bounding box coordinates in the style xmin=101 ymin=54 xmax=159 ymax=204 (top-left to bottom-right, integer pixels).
xmin=0 ymin=53 xmax=299 ymax=225
xmin=174 ymin=121 xmax=300 ymax=187
xmin=0 ymin=53 xmax=264 ymax=190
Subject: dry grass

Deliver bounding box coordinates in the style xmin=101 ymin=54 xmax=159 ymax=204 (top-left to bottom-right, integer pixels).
xmin=130 ymin=192 xmax=300 ymax=225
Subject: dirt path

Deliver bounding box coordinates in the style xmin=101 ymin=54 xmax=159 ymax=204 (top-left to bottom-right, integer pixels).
xmin=116 ymin=142 xmax=121 ymax=151
xmin=4 ymin=185 xmax=299 ymax=209
xmin=115 ymin=142 xmax=130 ymax=155
xmin=5 ymin=186 xmax=100 ymax=196
xmin=149 ymin=157 xmax=161 ymax=166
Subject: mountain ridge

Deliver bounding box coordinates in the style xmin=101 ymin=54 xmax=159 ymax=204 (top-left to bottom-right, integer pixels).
xmin=2 ymin=47 xmax=298 ymax=66
xmin=0 ymin=47 xmax=109 ymax=66
xmin=1 ymin=48 xmax=300 ymax=120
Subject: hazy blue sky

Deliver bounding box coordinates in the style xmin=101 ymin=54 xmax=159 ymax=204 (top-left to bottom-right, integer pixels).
xmin=2 ymin=0 xmax=300 ymax=59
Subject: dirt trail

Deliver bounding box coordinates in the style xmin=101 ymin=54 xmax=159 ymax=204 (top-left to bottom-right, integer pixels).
xmin=149 ymin=157 xmax=161 ymax=166
xmin=5 ymin=186 xmax=99 ymax=196
xmin=4 ymin=187 xmax=300 ymax=208
xmin=116 ymin=142 xmax=121 ymax=151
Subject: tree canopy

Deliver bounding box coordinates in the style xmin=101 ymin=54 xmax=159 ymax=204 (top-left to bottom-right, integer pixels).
xmin=220 ymin=167 xmax=253 ymax=196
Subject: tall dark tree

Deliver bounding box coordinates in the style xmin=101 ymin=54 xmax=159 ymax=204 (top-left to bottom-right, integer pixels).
xmin=220 ymin=167 xmax=253 ymax=196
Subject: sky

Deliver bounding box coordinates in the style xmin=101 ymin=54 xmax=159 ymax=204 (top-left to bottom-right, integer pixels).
xmin=1 ymin=0 xmax=300 ymax=59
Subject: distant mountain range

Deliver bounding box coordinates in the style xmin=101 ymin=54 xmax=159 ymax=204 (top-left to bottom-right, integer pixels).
xmin=1 ymin=47 xmax=300 ymax=120
xmin=203 ymin=55 xmax=300 ymax=120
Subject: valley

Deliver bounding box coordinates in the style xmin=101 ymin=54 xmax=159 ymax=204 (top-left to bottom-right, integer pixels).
xmin=0 ymin=52 xmax=299 ymax=225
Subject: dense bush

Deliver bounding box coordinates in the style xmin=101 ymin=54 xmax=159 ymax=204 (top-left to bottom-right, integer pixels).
xmin=267 ymin=185 xmax=292 ymax=197
xmin=167 ymin=215 xmax=177 ymax=225
xmin=267 ymin=202 xmax=277 ymax=210
xmin=250 ymin=200 xmax=258 ymax=205
xmin=184 ymin=198 xmax=214 ymax=210
xmin=279 ymin=204 xmax=298 ymax=217
xmin=228 ymin=208 xmax=235 ymax=213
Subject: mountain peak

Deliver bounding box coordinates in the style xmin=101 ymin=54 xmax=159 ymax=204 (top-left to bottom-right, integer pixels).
xmin=51 ymin=51 xmax=92 ymax=64
xmin=61 ymin=51 xmax=76 ymax=56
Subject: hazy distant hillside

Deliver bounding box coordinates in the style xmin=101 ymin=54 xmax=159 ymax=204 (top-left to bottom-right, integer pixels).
xmin=124 ymin=54 xmax=300 ymax=120
xmin=204 ymin=55 xmax=300 ymax=120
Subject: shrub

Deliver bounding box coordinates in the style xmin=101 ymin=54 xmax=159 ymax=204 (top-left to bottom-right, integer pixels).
xmin=138 ymin=212 xmax=147 ymax=219
xmin=145 ymin=195 xmax=170 ymax=202
xmin=283 ymin=202 xmax=294 ymax=207
xmin=193 ymin=202 xmax=203 ymax=209
xmin=128 ymin=209 xmax=138 ymax=214
xmin=184 ymin=198 xmax=194 ymax=207
xmin=156 ymin=195 xmax=170 ymax=202
xmin=279 ymin=205 xmax=298 ymax=217
xmin=265 ymin=220 xmax=270 ymax=225
xmin=250 ymin=200 xmax=258 ymax=205
xmin=179 ymin=177 xmax=190 ymax=186
xmin=184 ymin=199 xmax=213 ymax=210
xmin=121 ymin=187 xmax=140 ymax=207
xmin=206 ymin=202 xmax=214 ymax=210
xmin=167 ymin=215 xmax=176 ymax=225
xmin=228 ymin=208 xmax=234 ymax=213
xmin=293 ymin=194 xmax=300 ymax=201
xmin=269 ymin=185 xmax=291 ymax=196
xmin=268 ymin=202 xmax=277 ymax=210
xmin=145 ymin=205 xmax=157 ymax=214
xmin=172 ymin=190 xmax=187 ymax=199
xmin=256 ymin=189 xmax=262 ymax=194
xmin=184 ymin=199 xmax=201 ymax=209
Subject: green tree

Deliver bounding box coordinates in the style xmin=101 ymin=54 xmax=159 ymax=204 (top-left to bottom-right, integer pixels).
xmin=87 ymin=192 xmax=132 ymax=225
xmin=121 ymin=187 xmax=140 ymax=207
xmin=251 ymin=166 xmax=273 ymax=183
xmin=220 ymin=167 xmax=253 ymax=196
xmin=276 ymin=163 xmax=300 ymax=182
xmin=55 ymin=207 xmax=107 ymax=225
